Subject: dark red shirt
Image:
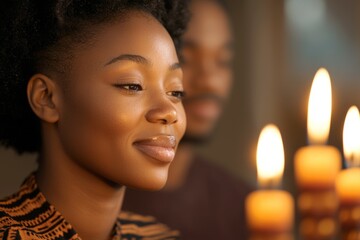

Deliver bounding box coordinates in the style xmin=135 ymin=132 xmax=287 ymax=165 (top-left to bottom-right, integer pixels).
xmin=123 ymin=155 xmax=252 ymax=240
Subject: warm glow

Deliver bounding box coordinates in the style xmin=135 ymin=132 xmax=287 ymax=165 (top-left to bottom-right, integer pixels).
xmin=343 ymin=106 xmax=360 ymax=167
xmin=307 ymin=68 xmax=332 ymax=145
xmin=256 ymin=124 xmax=285 ymax=187
xmin=246 ymin=190 xmax=294 ymax=231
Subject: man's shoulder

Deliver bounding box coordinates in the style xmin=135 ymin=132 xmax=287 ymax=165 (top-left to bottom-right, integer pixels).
xmin=191 ymin=155 xmax=253 ymax=193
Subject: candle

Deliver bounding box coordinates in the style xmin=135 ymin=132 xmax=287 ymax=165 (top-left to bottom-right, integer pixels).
xmin=336 ymin=168 xmax=360 ymax=203
xmin=294 ymin=68 xmax=341 ymax=189
xmin=335 ymin=106 xmax=360 ymax=239
xmin=246 ymin=124 xmax=294 ymax=238
xmin=294 ymin=68 xmax=341 ymax=239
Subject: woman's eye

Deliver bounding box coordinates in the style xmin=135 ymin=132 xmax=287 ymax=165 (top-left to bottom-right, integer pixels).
xmin=114 ymin=84 xmax=143 ymax=92
xmin=168 ymin=90 xmax=185 ymax=100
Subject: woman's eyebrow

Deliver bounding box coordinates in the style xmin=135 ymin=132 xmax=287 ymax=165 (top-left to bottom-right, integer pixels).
xmin=105 ymin=54 xmax=180 ymax=71
xmin=104 ymin=54 xmax=150 ymax=66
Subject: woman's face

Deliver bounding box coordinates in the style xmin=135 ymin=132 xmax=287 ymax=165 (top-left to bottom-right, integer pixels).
xmin=54 ymin=12 xmax=186 ymax=190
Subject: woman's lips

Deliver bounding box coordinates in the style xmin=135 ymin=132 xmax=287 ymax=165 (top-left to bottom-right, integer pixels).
xmin=134 ymin=135 xmax=176 ymax=163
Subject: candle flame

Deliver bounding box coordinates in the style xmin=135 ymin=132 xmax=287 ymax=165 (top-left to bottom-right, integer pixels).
xmin=256 ymin=124 xmax=285 ymax=187
xmin=307 ymin=68 xmax=332 ymax=145
xmin=343 ymin=106 xmax=360 ymax=167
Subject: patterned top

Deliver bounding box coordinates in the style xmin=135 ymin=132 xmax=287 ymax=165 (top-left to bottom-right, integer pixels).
xmin=0 ymin=174 xmax=179 ymax=240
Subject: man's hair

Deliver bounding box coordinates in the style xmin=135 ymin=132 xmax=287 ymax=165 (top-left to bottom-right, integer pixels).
xmin=0 ymin=0 xmax=189 ymax=154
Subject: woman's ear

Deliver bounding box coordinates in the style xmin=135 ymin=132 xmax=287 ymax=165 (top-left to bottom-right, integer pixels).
xmin=27 ymin=73 xmax=60 ymax=123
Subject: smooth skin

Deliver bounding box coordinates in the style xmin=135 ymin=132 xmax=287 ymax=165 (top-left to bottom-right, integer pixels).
xmin=181 ymin=0 xmax=233 ymax=139
xmin=167 ymin=0 xmax=233 ymax=189
xmin=27 ymin=11 xmax=186 ymax=240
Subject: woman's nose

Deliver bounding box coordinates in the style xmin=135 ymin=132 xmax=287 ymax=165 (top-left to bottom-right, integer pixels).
xmin=145 ymin=97 xmax=178 ymax=125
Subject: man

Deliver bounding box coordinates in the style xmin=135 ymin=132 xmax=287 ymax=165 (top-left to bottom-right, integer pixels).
xmin=123 ymin=0 xmax=251 ymax=239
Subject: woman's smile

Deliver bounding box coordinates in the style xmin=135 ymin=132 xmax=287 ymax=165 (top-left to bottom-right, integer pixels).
xmin=134 ymin=135 xmax=176 ymax=163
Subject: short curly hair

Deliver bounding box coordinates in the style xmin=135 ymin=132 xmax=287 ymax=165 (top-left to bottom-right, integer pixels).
xmin=0 ymin=0 xmax=189 ymax=154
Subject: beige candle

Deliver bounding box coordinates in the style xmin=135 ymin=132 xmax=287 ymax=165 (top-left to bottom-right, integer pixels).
xmin=336 ymin=106 xmax=360 ymax=240
xmin=336 ymin=168 xmax=360 ymax=204
xmin=336 ymin=106 xmax=360 ymax=204
xmin=294 ymin=68 xmax=341 ymax=189
xmin=295 ymin=145 xmax=341 ymax=189
xmin=294 ymin=68 xmax=341 ymax=239
xmin=246 ymin=125 xmax=294 ymax=239
xmin=246 ymin=190 xmax=293 ymax=232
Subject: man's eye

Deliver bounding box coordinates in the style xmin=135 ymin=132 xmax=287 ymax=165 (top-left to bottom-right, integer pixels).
xmin=114 ymin=84 xmax=143 ymax=92
xmin=169 ymin=91 xmax=185 ymax=100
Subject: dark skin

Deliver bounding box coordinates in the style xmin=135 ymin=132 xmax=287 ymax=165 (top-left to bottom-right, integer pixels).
xmin=165 ymin=0 xmax=233 ymax=189
xmin=182 ymin=0 xmax=233 ymax=139
xmin=27 ymin=11 xmax=186 ymax=240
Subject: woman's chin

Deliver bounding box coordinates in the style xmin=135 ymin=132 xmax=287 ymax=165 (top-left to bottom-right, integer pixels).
xmin=126 ymin=174 xmax=168 ymax=191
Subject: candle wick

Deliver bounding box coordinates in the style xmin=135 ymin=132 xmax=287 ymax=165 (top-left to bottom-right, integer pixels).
xmin=347 ymin=153 xmax=360 ymax=168
xmin=349 ymin=153 xmax=354 ymax=168
xmin=258 ymin=177 xmax=282 ymax=190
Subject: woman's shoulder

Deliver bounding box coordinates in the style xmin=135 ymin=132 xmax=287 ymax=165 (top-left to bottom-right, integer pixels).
xmin=0 ymin=174 xmax=40 ymax=224
xmin=118 ymin=211 xmax=180 ymax=239
xmin=0 ymin=192 xmax=78 ymax=240
xmin=0 ymin=189 xmax=33 ymax=239
xmin=0 ymin=226 xmax=26 ymax=240
xmin=0 ymin=175 xmax=79 ymax=240
xmin=0 ymin=185 xmax=32 ymax=228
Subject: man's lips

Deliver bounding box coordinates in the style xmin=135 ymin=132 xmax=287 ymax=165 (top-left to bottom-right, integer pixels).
xmin=133 ymin=135 xmax=176 ymax=163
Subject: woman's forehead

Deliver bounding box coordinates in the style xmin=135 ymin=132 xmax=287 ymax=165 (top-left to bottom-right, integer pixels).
xmin=71 ymin=13 xmax=178 ymax=67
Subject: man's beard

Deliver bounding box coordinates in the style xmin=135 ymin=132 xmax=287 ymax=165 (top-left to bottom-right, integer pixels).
xmin=180 ymin=93 xmax=225 ymax=145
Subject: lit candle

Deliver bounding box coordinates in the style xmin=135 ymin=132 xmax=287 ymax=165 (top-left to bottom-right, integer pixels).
xmin=246 ymin=124 xmax=294 ymax=239
xmin=295 ymin=68 xmax=341 ymax=189
xmin=335 ymin=106 xmax=360 ymax=239
xmin=294 ymin=68 xmax=341 ymax=239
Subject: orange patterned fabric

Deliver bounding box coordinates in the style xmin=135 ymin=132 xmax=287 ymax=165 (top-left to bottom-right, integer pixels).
xmin=0 ymin=174 xmax=179 ymax=240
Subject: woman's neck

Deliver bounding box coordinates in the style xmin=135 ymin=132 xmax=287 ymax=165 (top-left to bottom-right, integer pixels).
xmin=37 ymin=132 xmax=125 ymax=240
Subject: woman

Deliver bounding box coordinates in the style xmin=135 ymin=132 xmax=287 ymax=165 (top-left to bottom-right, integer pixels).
xmin=0 ymin=1 xmax=188 ymax=239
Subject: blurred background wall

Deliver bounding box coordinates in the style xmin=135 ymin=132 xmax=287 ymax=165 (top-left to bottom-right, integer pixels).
xmin=195 ymin=0 xmax=360 ymax=194
xmin=1 ymin=0 xmax=360 ymax=210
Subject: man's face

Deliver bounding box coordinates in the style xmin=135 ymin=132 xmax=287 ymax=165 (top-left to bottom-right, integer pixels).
xmin=181 ymin=0 xmax=233 ymax=142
